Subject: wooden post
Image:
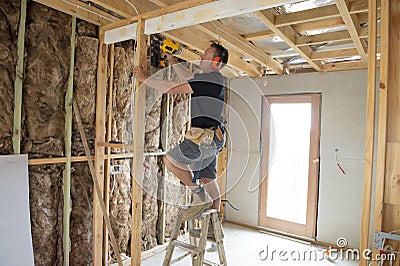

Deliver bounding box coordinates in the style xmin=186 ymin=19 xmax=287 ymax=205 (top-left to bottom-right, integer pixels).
xmin=63 ymin=16 xmax=76 ymax=266
xmin=12 ymin=0 xmax=27 ymax=154
xmin=94 ymin=29 xmax=108 ymax=266
xmin=131 ymin=18 xmax=147 ymax=266
xmin=372 ymin=0 xmax=389 ymax=264
xmin=158 ymin=64 xmax=171 ymax=245
xmin=359 ymin=1 xmax=377 ymax=265
xmin=103 ymin=43 xmax=114 ymax=265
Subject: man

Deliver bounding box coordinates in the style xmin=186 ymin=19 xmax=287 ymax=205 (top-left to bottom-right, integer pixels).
xmin=133 ymin=43 xmax=229 ymax=216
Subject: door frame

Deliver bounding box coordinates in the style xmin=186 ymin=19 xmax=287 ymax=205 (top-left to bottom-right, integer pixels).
xmin=258 ymin=93 xmax=321 ymax=238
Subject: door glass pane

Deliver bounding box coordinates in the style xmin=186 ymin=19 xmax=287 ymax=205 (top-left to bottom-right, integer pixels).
xmin=266 ymin=102 xmax=311 ymax=224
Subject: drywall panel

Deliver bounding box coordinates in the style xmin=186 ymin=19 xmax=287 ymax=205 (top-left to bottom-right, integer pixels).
xmin=0 ymin=154 xmax=34 ymax=265
xmin=226 ymin=70 xmax=368 ymax=248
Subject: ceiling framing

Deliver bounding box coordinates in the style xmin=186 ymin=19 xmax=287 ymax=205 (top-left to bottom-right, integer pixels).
xmin=34 ymin=0 xmax=380 ymax=77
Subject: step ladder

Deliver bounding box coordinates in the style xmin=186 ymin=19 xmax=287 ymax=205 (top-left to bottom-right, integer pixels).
xmin=163 ymin=208 xmax=227 ymax=266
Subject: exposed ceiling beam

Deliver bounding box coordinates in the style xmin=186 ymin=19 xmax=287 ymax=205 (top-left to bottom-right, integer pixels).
xmin=310 ymin=48 xmax=358 ymax=60
xmin=335 ymin=0 xmax=367 ymax=64
xmin=34 ymin=0 xmax=119 ymax=25
xmin=254 ymin=9 xmax=322 ymax=71
xmin=292 ymin=17 xmax=345 ymax=33
xmin=242 ymin=30 xmax=275 ymax=41
xmin=101 ymin=0 xmax=214 ymax=31
xmin=274 ymin=1 xmax=379 ymax=28
xmin=322 ymin=60 xmax=369 ymax=71
xmin=296 ymin=30 xmax=351 ymax=46
xmin=196 ymin=21 xmax=283 ymax=74
xmin=275 ymin=5 xmax=340 ymax=27
xmin=144 ymin=0 xmax=304 ymax=34
xmin=348 ymin=0 xmax=380 ymax=14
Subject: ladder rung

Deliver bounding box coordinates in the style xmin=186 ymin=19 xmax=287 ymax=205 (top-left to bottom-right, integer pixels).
xmin=172 ymin=240 xmax=199 ymax=253
xmin=203 ymin=259 xmax=221 ymax=266
xmin=170 ymin=251 xmax=192 ymax=264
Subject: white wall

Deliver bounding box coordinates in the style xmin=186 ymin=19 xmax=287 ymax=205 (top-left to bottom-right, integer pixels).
xmin=225 ymin=69 xmax=368 ymax=248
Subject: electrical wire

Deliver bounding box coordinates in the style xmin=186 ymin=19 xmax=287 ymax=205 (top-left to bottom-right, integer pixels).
xmin=125 ymin=0 xmax=139 ymax=15
xmin=61 ymin=0 xmax=116 ymax=22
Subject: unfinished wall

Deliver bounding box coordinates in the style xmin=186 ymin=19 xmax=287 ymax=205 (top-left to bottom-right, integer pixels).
xmin=227 ymin=70 xmax=368 ymax=248
xmin=0 ymin=0 xmax=19 ymax=154
xmin=0 ymin=2 xmax=190 ymax=264
xmin=23 ymin=3 xmax=71 ymax=265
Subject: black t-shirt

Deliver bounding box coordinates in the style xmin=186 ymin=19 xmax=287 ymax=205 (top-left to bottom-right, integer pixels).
xmin=188 ymin=72 xmax=225 ymax=128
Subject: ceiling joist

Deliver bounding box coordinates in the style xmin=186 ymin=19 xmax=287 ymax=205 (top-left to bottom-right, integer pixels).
xmin=254 ymin=9 xmax=323 ymax=72
xmin=335 ymin=0 xmax=367 ymax=65
xmin=311 ymin=48 xmax=358 ymax=61
xmin=196 ymin=21 xmax=283 ymax=74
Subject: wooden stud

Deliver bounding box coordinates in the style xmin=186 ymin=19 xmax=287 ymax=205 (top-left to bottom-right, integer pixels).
xmin=27 ymin=153 xmax=135 ymax=165
xmin=93 ymin=30 xmax=108 ymax=266
xmin=254 ymin=10 xmax=323 ymax=72
xmin=12 ymin=0 xmax=27 ymax=154
xmin=359 ymin=1 xmax=377 ymax=265
xmin=103 ymin=43 xmax=115 ymax=265
xmin=62 ymin=16 xmax=76 ymax=266
xmin=131 ymin=18 xmax=147 ymax=266
xmin=158 ymin=65 xmax=171 ymax=245
xmin=73 ymin=99 xmax=123 ymax=266
xmin=372 ymin=0 xmax=389 ymax=263
xmin=335 ymin=0 xmax=367 ymax=64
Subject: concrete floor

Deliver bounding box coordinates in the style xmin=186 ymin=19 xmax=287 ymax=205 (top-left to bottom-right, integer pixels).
xmin=141 ymin=222 xmax=359 ymax=266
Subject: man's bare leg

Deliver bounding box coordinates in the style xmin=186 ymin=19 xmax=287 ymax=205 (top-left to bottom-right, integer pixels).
xmin=163 ymin=155 xmax=195 ymax=188
xmin=201 ymin=177 xmax=221 ymax=212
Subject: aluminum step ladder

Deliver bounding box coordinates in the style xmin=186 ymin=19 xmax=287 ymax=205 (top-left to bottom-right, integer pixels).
xmin=163 ymin=208 xmax=227 ymax=266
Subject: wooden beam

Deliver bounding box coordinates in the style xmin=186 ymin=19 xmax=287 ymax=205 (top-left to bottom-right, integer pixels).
xmin=254 ymin=10 xmax=323 ymax=71
xmin=12 ymin=0 xmax=27 ymax=154
xmin=93 ymin=30 xmax=108 ymax=266
xmin=335 ymin=0 xmax=367 ymax=64
xmin=73 ymin=99 xmax=123 ymax=266
xmin=372 ymin=0 xmax=389 ymax=262
xmin=100 ymin=0 xmax=214 ymax=31
xmin=63 ymin=16 xmax=76 ymax=266
xmin=103 ymin=43 xmax=114 ymax=265
xmin=33 ymin=0 xmax=117 ymax=26
xmin=275 ymin=4 xmax=340 ymax=27
xmin=131 ymin=18 xmax=147 ymax=266
xmin=310 ymin=48 xmax=358 ymax=61
xmin=293 ymin=17 xmax=345 ymax=33
xmin=296 ymin=30 xmax=351 ymax=46
xmin=360 ymin=1 xmax=377 ymax=264
xmin=144 ymin=0 xmax=304 ymax=35
xmin=196 ymin=21 xmax=283 ymax=74
xmin=242 ymin=30 xmax=275 ymax=41
xmin=322 ymin=60 xmax=367 ymax=71
xmin=348 ymin=0 xmax=381 ymax=14
xmin=28 ymin=153 xmax=134 ymax=165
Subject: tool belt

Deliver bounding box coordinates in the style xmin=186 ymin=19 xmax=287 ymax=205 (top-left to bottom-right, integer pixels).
xmin=185 ymin=126 xmax=224 ymax=145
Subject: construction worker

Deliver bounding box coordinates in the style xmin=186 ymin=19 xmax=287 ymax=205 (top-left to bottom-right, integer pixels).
xmin=133 ymin=43 xmax=229 ymax=217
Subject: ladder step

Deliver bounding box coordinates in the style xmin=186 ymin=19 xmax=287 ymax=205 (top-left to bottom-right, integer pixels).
xmin=171 ymin=240 xmax=199 ymax=253
xmin=203 ymin=259 xmax=221 ymax=266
